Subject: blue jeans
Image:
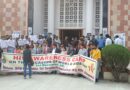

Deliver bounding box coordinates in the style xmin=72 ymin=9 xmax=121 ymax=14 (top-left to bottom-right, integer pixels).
xmin=24 ymin=63 xmax=32 ymax=77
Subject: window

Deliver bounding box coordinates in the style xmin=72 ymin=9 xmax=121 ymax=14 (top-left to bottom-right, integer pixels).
xmin=44 ymin=0 xmax=48 ymax=28
xmin=95 ymin=0 xmax=100 ymax=28
xmin=59 ymin=0 xmax=84 ymax=27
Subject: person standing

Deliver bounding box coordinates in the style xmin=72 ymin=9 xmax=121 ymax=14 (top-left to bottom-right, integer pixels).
xmin=60 ymin=44 xmax=66 ymax=54
xmin=63 ymin=36 xmax=69 ymax=50
xmin=67 ymin=43 xmax=78 ymax=56
xmin=43 ymin=42 xmax=49 ymax=54
xmin=0 ymin=38 xmax=8 ymax=52
xmin=90 ymin=35 xmax=98 ymax=46
xmin=31 ymin=44 xmax=37 ymax=54
xmin=23 ymin=36 xmax=30 ymax=45
xmin=87 ymin=42 xmax=92 ymax=57
xmin=78 ymin=43 xmax=87 ymax=56
xmin=37 ymin=36 xmax=43 ymax=46
xmin=90 ymin=42 xmax=101 ymax=82
xmin=51 ymin=43 xmax=61 ymax=54
xmin=54 ymin=36 xmax=61 ymax=48
xmin=47 ymin=35 xmax=52 ymax=47
xmin=35 ymin=44 xmax=42 ymax=54
xmin=114 ymin=35 xmax=123 ymax=46
xmin=98 ymin=34 xmax=105 ymax=50
xmin=105 ymin=34 xmax=112 ymax=46
xmin=7 ymin=36 xmax=16 ymax=53
xmin=51 ymin=43 xmax=61 ymax=74
xmin=23 ymin=44 xmax=33 ymax=79
xmin=18 ymin=35 xmax=25 ymax=49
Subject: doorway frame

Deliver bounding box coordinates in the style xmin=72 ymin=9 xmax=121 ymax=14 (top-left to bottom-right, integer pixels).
xmin=59 ymin=29 xmax=83 ymax=43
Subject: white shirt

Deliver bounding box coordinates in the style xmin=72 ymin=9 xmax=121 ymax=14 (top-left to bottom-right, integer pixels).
xmin=114 ymin=38 xmax=123 ymax=46
xmin=78 ymin=48 xmax=87 ymax=56
xmin=87 ymin=40 xmax=90 ymax=45
xmin=29 ymin=35 xmax=38 ymax=43
xmin=7 ymin=39 xmax=16 ymax=48
xmin=37 ymin=39 xmax=43 ymax=45
xmin=18 ymin=38 xmax=25 ymax=46
xmin=0 ymin=40 xmax=8 ymax=49
xmin=54 ymin=39 xmax=61 ymax=44
xmin=23 ymin=39 xmax=30 ymax=45
xmin=105 ymin=38 xmax=112 ymax=46
xmin=52 ymin=48 xmax=56 ymax=54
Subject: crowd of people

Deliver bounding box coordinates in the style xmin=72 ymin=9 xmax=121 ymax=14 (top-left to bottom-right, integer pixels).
xmin=0 ymin=33 xmax=124 ymax=81
xmin=0 ymin=33 xmax=124 ymax=56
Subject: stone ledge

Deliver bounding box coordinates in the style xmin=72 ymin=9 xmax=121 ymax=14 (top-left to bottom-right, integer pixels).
xmin=128 ymin=75 xmax=130 ymax=83
xmin=103 ymin=72 xmax=129 ymax=82
xmin=0 ymin=71 xmax=8 ymax=75
xmin=103 ymin=72 xmax=114 ymax=80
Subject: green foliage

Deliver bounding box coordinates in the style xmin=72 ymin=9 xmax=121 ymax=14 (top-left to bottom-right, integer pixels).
xmin=102 ymin=45 xmax=130 ymax=81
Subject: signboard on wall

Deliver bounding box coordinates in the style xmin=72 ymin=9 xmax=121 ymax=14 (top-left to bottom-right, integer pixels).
xmin=29 ymin=35 xmax=38 ymax=43
xmin=12 ymin=31 xmax=20 ymax=38
xmin=87 ymin=33 xmax=92 ymax=37
xmin=28 ymin=27 xmax=33 ymax=35
xmin=103 ymin=28 xmax=108 ymax=36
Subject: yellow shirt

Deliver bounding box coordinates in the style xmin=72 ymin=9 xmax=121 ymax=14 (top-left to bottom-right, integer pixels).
xmin=90 ymin=48 xmax=101 ymax=61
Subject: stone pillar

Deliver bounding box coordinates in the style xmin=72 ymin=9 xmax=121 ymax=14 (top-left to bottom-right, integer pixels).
xmin=28 ymin=0 xmax=34 ymax=34
xmin=108 ymin=0 xmax=111 ymax=35
xmin=48 ymin=0 xmax=55 ymax=34
xmin=86 ymin=0 xmax=94 ymax=35
xmin=100 ymin=0 xmax=103 ymax=34
xmin=33 ymin=0 xmax=44 ymax=35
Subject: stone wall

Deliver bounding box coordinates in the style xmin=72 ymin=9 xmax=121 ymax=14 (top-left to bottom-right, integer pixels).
xmin=0 ymin=0 xmax=28 ymax=36
xmin=109 ymin=0 xmax=130 ymax=49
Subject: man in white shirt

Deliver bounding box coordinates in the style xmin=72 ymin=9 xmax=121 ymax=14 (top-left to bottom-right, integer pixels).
xmin=29 ymin=35 xmax=38 ymax=43
xmin=54 ymin=36 xmax=61 ymax=48
xmin=51 ymin=43 xmax=61 ymax=54
xmin=114 ymin=35 xmax=123 ymax=46
xmin=23 ymin=36 xmax=30 ymax=45
xmin=105 ymin=34 xmax=112 ymax=46
xmin=1 ymin=39 xmax=8 ymax=52
xmin=37 ymin=36 xmax=43 ymax=45
xmin=18 ymin=35 xmax=25 ymax=48
xmin=7 ymin=37 xmax=16 ymax=53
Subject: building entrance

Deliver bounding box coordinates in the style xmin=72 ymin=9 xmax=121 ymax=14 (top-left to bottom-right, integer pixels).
xmin=59 ymin=29 xmax=83 ymax=43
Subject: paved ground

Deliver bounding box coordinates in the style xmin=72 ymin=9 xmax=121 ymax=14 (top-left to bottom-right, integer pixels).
xmin=0 ymin=74 xmax=129 ymax=90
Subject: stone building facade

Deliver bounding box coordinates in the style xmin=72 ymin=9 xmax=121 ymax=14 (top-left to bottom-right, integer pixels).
xmin=0 ymin=0 xmax=28 ymax=36
xmin=0 ymin=0 xmax=130 ymax=49
xmin=109 ymin=0 xmax=130 ymax=49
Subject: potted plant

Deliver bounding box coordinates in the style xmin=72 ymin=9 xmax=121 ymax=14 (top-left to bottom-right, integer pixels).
xmin=101 ymin=45 xmax=130 ymax=82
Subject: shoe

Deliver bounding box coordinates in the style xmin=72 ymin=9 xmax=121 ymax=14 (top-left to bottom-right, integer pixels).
xmin=29 ymin=76 xmax=32 ymax=79
xmin=24 ymin=77 xmax=27 ymax=79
